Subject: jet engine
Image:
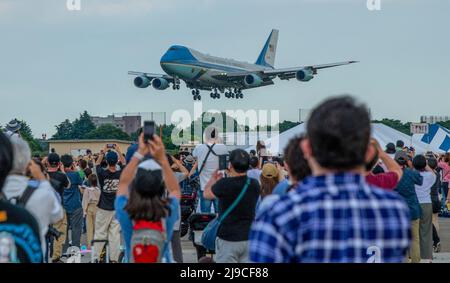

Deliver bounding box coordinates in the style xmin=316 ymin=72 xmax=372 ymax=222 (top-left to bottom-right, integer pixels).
xmin=152 ymin=78 xmax=170 ymax=90
xmin=244 ymin=74 xmax=263 ymax=87
xmin=133 ymin=76 xmax=151 ymax=88
xmin=296 ymin=68 xmax=314 ymax=82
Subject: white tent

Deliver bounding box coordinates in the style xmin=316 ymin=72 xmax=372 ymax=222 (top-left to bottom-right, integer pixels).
xmin=246 ymin=123 xmax=432 ymax=155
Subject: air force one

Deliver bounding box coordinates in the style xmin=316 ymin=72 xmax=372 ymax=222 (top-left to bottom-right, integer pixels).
xmin=129 ymin=29 xmax=358 ymax=101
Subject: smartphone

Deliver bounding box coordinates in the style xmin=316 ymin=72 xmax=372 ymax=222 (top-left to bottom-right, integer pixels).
xmin=218 ymin=154 xmax=229 ymax=171
xmin=143 ymin=120 xmax=155 ymax=143
xmin=107 ymin=143 xmax=115 ymax=149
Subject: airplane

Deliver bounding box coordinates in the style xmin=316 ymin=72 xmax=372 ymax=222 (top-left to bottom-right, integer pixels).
xmin=128 ymin=29 xmax=358 ymax=101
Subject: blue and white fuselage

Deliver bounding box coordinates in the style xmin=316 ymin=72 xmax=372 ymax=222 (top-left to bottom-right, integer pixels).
xmin=160 ymin=45 xmax=269 ymax=89
xmin=128 ymin=29 xmax=357 ymax=100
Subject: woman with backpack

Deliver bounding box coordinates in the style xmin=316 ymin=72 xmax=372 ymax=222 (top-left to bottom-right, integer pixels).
xmin=115 ymin=133 xmax=181 ymax=263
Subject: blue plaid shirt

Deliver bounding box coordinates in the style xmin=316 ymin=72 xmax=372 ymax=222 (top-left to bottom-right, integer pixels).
xmin=249 ymin=173 xmax=411 ymax=263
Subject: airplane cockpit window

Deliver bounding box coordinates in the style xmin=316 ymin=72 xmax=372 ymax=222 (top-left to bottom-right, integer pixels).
xmin=169 ymin=47 xmax=178 ymax=51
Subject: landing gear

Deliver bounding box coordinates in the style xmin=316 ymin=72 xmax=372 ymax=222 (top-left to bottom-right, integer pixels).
xmin=210 ymin=89 xmax=220 ymax=99
xmin=172 ymin=77 xmax=181 ymax=90
xmin=224 ymin=88 xmax=243 ymax=99
xmin=192 ymin=89 xmax=201 ymax=100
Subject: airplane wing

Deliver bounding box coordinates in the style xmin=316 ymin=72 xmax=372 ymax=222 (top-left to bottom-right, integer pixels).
xmin=263 ymin=61 xmax=358 ymax=79
xmin=128 ymin=71 xmax=175 ymax=82
xmin=212 ymin=61 xmax=358 ymax=80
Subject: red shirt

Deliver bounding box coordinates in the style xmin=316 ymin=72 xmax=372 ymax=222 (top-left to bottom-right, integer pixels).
xmin=365 ymin=172 xmax=399 ymax=190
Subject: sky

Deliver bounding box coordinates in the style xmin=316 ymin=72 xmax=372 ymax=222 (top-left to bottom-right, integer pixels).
xmin=0 ymin=0 xmax=449 ymax=138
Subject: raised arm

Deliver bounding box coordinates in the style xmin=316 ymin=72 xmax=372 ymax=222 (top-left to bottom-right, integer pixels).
xmin=117 ymin=140 xmax=147 ymax=197
xmin=96 ymin=148 xmax=106 ymax=166
xmin=174 ymin=157 xmax=189 ymax=178
xmin=115 ymin=144 xmax=126 ymax=165
xmin=189 ymin=161 xmax=198 ymax=177
xmin=372 ymin=139 xmax=403 ymax=180
xmin=149 ymin=135 xmax=181 ymax=199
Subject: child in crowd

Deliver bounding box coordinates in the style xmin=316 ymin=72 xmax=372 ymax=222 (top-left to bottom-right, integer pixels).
xmin=81 ymin=174 xmax=101 ymax=249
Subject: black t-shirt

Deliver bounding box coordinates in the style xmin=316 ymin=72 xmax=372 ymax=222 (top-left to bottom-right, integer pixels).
xmin=212 ymin=176 xmax=260 ymax=242
xmin=0 ymin=200 xmax=42 ymax=263
xmin=96 ymin=165 xmax=122 ymax=211
xmin=48 ymin=171 xmax=69 ymax=205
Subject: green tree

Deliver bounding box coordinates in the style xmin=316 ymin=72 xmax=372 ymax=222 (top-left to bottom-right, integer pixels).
xmin=84 ymin=124 xmax=131 ymax=140
xmin=278 ymin=120 xmax=300 ymax=133
xmin=17 ymin=120 xmax=42 ymax=153
xmin=52 ymin=119 xmax=74 ymax=140
xmin=71 ymin=111 xmax=96 ymax=139
xmin=372 ymin=119 xmax=411 ymax=135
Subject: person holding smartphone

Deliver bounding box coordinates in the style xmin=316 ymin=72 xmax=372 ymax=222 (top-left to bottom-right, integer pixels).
xmin=92 ymin=144 xmax=125 ymax=263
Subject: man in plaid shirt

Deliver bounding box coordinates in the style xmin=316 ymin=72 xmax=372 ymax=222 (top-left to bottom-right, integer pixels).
xmin=249 ymin=96 xmax=411 ymax=263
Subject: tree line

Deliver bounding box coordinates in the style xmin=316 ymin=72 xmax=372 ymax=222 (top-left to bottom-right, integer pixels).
xmin=4 ymin=112 xmax=449 ymax=157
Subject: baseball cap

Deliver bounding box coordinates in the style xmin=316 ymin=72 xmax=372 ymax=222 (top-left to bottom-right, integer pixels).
xmin=133 ymin=159 xmax=164 ymax=198
xmin=261 ymin=163 xmax=279 ymax=178
xmin=47 ymin=153 xmax=60 ymax=166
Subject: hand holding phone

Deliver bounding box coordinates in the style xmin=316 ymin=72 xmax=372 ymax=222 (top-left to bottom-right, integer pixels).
xmin=143 ymin=121 xmax=155 ymax=143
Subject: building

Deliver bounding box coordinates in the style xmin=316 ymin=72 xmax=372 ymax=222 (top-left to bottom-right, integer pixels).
xmin=420 ymin=115 xmax=450 ymax=124
xmin=47 ymin=139 xmax=133 ymax=156
xmin=91 ymin=115 xmax=141 ymax=135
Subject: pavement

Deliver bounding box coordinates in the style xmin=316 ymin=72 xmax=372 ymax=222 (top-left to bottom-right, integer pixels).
xmin=62 ymin=217 xmax=450 ymax=263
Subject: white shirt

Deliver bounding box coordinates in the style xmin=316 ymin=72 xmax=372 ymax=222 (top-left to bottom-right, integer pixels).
xmin=247 ymin=169 xmax=262 ymax=183
xmin=192 ymin=143 xmax=228 ymax=191
xmin=415 ymin=171 xmax=436 ymax=204
xmin=3 ymin=175 xmax=64 ymax=253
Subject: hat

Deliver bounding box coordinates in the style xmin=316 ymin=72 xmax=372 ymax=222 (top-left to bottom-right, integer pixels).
xmin=106 ymin=151 xmax=118 ymax=164
xmin=133 ymin=159 xmax=164 ymax=197
xmin=385 ymin=143 xmax=396 ymax=154
xmin=184 ymin=155 xmax=194 ymax=163
xmin=5 ymin=119 xmax=21 ymax=133
xmin=47 ymin=153 xmax=60 ymax=166
xmin=261 ymin=163 xmax=279 ymax=178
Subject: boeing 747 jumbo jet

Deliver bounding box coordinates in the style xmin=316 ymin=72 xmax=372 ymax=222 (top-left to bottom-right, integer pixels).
xmin=129 ymin=29 xmax=358 ymax=101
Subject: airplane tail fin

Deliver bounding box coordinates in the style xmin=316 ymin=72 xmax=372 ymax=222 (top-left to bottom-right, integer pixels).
xmin=255 ymin=29 xmax=279 ymax=69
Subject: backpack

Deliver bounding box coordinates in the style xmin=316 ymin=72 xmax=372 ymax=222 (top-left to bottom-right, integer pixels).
xmin=130 ymin=220 xmax=166 ymax=263
xmin=0 ymin=232 xmax=18 ymax=263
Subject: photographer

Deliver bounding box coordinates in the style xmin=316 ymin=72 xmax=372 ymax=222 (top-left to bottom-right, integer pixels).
xmin=115 ymin=133 xmax=181 ymax=263
xmin=0 ymin=132 xmax=42 ymax=263
xmin=203 ymin=149 xmax=260 ymax=263
xmin=2 ymin=137 xmax=63 ymax=255
xmin=92 ymin=144 xmax=125 ymax=263
xmin=44 ymin=153 xmax=70 ymax=262
xmin=393 ymin=151 xmax=422 ymax=263
xmin=191 ymin=126 xmax=228 ymax=213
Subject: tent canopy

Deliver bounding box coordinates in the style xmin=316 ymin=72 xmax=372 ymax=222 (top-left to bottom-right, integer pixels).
xmin=246 ymin=123 xmax=435 ymax=156
xmin=413 ymin=124 xmax=450 ymax=153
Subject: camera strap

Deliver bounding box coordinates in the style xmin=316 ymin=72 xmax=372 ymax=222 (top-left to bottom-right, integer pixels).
xmin=198 ymin=143 xmax=217 ymax=175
